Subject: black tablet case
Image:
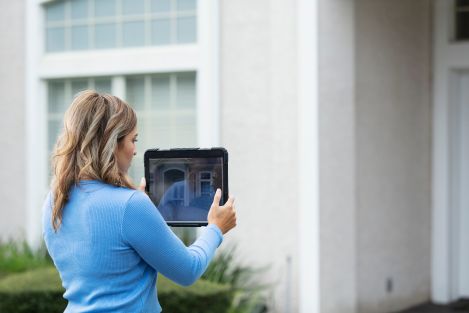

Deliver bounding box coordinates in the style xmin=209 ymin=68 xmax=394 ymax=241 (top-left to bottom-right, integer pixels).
xmin=144 ymin=148 xmax=229 ymax=227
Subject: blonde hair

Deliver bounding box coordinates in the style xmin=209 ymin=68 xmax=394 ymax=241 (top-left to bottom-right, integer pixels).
xmin=50 ymin=90 xmax=137 ymax=231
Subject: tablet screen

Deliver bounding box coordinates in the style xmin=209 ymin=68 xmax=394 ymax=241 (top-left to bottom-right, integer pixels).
xmin=146 ymin=157 xmax=224 ymax=223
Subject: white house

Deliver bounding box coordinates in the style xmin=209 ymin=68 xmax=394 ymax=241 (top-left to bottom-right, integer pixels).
xmin=0 ymin=0 xmax=467 ymax=312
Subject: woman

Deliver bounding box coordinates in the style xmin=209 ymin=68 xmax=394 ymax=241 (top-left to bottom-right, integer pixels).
xmin=42 ymin=90 xmax=237 ymax=312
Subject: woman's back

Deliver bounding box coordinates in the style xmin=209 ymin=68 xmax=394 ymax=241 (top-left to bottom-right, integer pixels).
xmin=43 ymin=180 xmax=160 ymax=312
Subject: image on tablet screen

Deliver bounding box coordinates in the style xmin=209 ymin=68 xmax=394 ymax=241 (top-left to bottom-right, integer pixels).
xmin=147 ymin=157 xmax=223 ymax=222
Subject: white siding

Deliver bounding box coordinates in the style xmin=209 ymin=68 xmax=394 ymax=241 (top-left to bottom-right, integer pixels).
xmin=0 ymin=0 xmax=26 ymax=240
xmin=355 ymin=1 xmax=432 ymax=312
xmin=220 ymin=0 xmax=299 ymax=312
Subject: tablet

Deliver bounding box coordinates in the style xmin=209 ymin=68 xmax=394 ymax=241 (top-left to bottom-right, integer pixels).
xmin=144 ymin=148 xmax=229 ymax=227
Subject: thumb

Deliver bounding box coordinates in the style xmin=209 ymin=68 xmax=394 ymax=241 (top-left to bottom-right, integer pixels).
xmin=138 ymin=177 xmax=146 ymax=191
xmin=212 ymin=188 xmax=221 ymax=206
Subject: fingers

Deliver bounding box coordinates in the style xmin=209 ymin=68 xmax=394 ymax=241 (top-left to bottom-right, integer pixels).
xmin=227 ymin=202 xmax=237 ymax=230
xmin=225 ymin=195 xmax=235 ymax=207
xmin=138 ymin=177 xmax=146 ymax=192
xmin=212 ymin=188 xmax=222 ymax=206
xmin=226 ymin=208 xmax=237 ymax=233
xmin=208 ymin=190 xmax=237 ymax=234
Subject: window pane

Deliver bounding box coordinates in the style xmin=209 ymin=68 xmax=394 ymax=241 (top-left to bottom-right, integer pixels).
xmin=45 ymin=0 xmax=198 ymax=51
xmin=46 ymin=28 xmax=66 ymax=52
xmin=171 ymin=115 xmax=196 ymax=146
xmin=177 ymin=0 xmax=196 ymax=11
xmin=95 ymin=23 xmax=117 ymax=49
xmin=48 ymin=119 xmax=62 ymax=152
xmin=126 ymin=77 xmax=145 ymax=110
xmin=177 ymin=16 xmax=196 ymax=43
xmin=201 ymin=181 xmax=211 ymax=194
xmin=71 ymin=26 xmax=89 ymax=50
xmin=45 ymin=1 xmax=65 ymax=22
xmin=128 ymin=156 xmax=145 ymax=186
xmin=71 ymin=0 xmax=88 ymax=20
xmin=151 ymin=19 xmax=171 ymax=45
xmin=176 ymin=73 xmax=196 ymax=108
xmin=48 ymin=81 xmax=66 ymax=113
xmin=71 ymin=80 xmax=89 ymax=98
xmin=95 ymin=79 xmax=112 ymax=93
xmin=151 ymin=0 xmax=171 ymax=13
xmin=123 ymin=0 xmax=145 ymax=15
xmin=123 ymin=21 xmax=145 ymax=47
xmin=95 ymin=0 xmax=116 ymax=17
xmin=151 ymin=76 xmax=170 ymax=109
xmin=147 ymin=116 xmax=171 ymax=148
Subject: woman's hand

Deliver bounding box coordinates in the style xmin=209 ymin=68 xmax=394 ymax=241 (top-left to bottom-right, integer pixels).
xmin=207 ymin=189 xmax=237 ymax=235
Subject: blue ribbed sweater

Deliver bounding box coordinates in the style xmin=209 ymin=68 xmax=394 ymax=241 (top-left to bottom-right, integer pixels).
xmin=42 ymin=180 xmax=223 ymax=313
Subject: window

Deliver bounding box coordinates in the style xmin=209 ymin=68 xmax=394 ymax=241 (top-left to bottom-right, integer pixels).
xmin=44 ymin=0 xmax=197 ymax=52
xmin=456 ymin=0 xmax=469 ymax=41
xmin=125 ymin=72 xmax=197 ymax=183
xmin=46 ymin=74 xmax=198 ymax=243
xmin=46 ymin=72 xmax=196 ymax=186
xmin=27 ymin=0 xmax=217 ymax=244
xmin=199 ymin=171 xmax=212 ymax=196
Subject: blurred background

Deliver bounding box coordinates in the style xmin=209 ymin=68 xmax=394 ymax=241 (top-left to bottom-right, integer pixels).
xmin=0 ymin=0 xmax=468 ymax=312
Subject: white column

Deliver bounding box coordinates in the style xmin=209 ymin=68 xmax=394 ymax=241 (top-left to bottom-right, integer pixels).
xmin=432 ymin=0 xmax=451 ymax=303
xmin=26 ymin=0 xmax=48 ymax=247
xmin=459 ymin=74 xmax=469 ymax=297
xmin=297 ymin=0 xmax=320 ymax=312
xmin=197 ymin=0 xmax=220 ymax=148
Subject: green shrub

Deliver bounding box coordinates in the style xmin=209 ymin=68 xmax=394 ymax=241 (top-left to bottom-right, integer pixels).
xmin=202 ymin=246 xmax=270 ymax=313
xmin=157 ymin=274 xmax=232 ymax=313
xmin=0 ymin=267 xmax=66 ymax=313
xmin=0 ymin=267 xmax=232 ymax=313
xmin=0 ymin=241 xmax=267 ymax=312
xmin=0 ymin=240 xmax=52 ymax=279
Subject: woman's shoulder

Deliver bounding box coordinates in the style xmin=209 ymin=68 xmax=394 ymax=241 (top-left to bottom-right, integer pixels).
xmin=63 ymin=181 xmax=140 ymax=213
xmin=93 ymin=182 xmax=140 ymax=200
xmin=123 ymin=190 xmax=157 ymax=218
xmin=98 ymin=184 xmax=156 ymax=210
xmin=125 ymin=189 xmax=153 ymax=206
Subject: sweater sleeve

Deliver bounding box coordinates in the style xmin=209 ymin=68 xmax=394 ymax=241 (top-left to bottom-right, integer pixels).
xmin=121 ymin=191 xmax=223 ymax=286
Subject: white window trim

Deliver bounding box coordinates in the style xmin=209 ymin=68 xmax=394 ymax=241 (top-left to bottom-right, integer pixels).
xmin=433 ymin=0 xmax=469 ymax=304
xmin=25 ymin=0 xmax=219 ymax=246
xmin=297 ymin=0 xmax=319 ymax=313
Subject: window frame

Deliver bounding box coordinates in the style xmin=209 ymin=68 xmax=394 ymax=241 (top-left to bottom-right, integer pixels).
xmin=25 ymin=0 xmax=219 ymax=245
xmin=197 ymin=171 xmax=212 ymax=197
